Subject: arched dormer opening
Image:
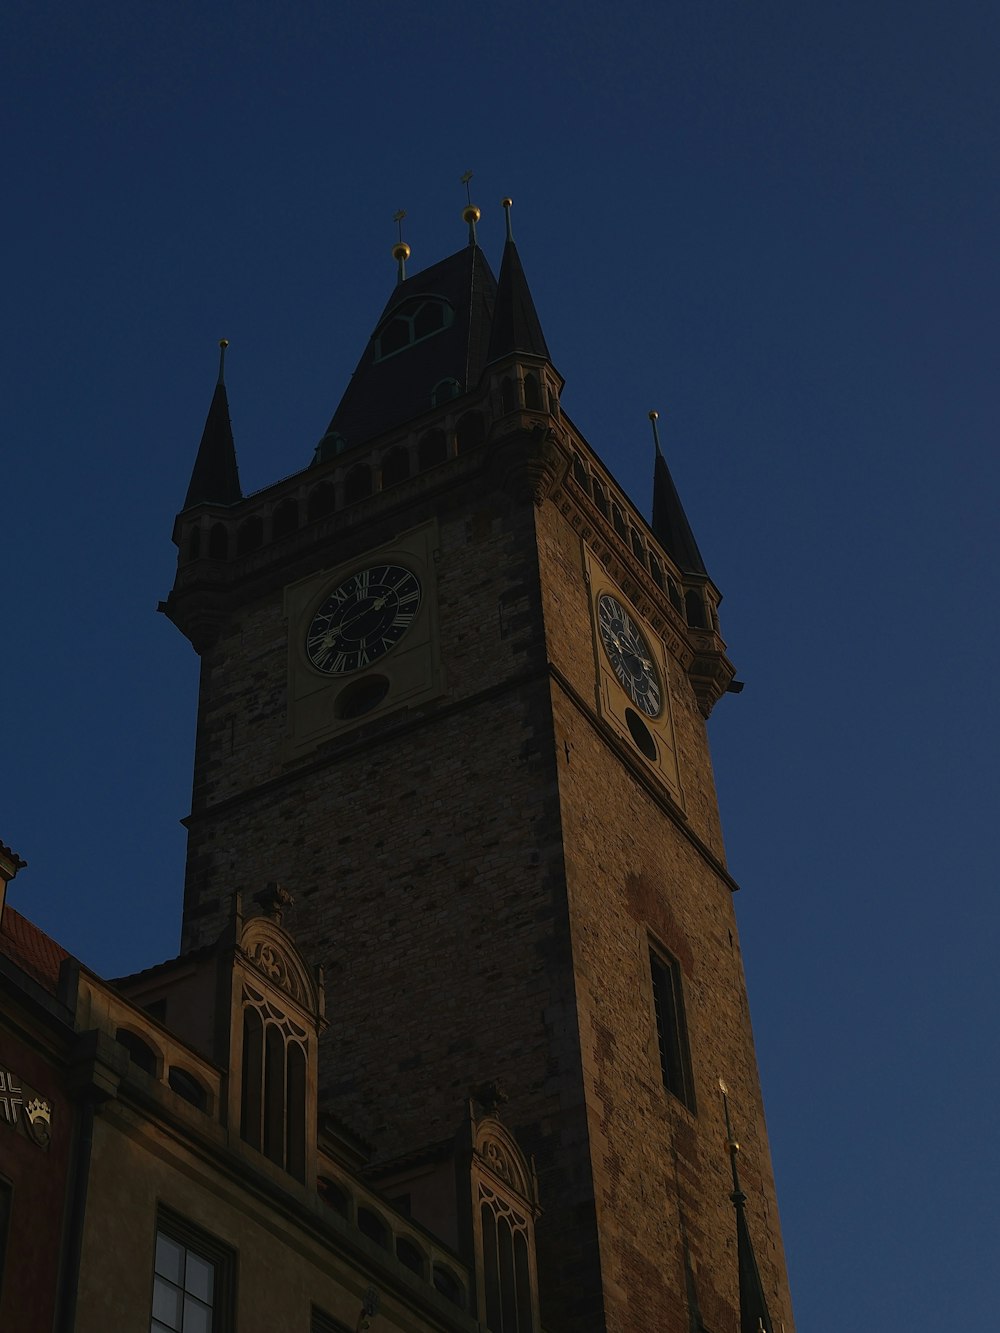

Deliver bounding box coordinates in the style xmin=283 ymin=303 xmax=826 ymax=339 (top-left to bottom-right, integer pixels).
xmin=500 ymin=376 xmax=518 ymax=414
xmin=207 ymin=522 xmax=228 ymax=560
xmin=685 ymin=588 xmax=708 ymax=629
xmin=374 ymin=296 xmax=454 ymax=362
xmin=463 ymin=1107 xmax=541 ymax=1333
xmin=233 ymin=895 xmax=325 ymax=1186
xmin=523 ymin=372 xmax=542 ymax=410
xmin=431 ymin=377 xmax=461 ymax=407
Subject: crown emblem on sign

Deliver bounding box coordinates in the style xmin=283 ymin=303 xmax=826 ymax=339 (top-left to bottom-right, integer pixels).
xmin=27 ymin=1098 xmax=51 ymax=1127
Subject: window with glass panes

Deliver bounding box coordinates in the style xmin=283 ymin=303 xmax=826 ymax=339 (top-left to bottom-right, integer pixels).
xmin=150 ymin=1216 xmax=230 ymax=1332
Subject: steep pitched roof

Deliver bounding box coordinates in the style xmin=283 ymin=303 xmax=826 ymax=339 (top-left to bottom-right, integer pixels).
xmin=651 ymin=431 xmax=708 ymax=577
xmin=320 ymin=244 xmax=498 ymax=453
xmin=486 ymin=236 xmax=550 ymax=364
xmin=183 ymin=366 xmax=242 ymax=509
xmin=0 ymin=906 xmax=71 ymax=994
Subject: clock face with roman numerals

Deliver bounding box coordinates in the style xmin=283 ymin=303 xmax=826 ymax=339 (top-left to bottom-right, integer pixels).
xmin=597 ymin=593 xmax=662 ymax=718
xmin=305 ymin=564 xmax=421 ymax=675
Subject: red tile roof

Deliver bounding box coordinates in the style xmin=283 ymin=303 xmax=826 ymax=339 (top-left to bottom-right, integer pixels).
xmin=0 ymin=906 xmax=72 ymax=993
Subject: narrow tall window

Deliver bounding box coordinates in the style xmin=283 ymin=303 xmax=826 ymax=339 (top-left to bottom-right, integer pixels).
xmin=150 ymin=1212 xmax=232 ymax=1332
xmin=480 ymin=1187 xmax=534 ymax=1332
xmin=649 ymin=948 xmax=695 ymax=1111
xmin=240 ymin=1003 xmax=307 ymax=1178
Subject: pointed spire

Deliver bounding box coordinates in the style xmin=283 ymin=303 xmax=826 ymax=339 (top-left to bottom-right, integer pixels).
xmin=720 ymin=1082 xmax=775 ymax=1333
xmin=486 ymin=198 xmax=550 ymax=363
xmin=649 ymin=411 xmax=707 ymax=576
xmin=183 ymin=341 xmax=242 ymax=509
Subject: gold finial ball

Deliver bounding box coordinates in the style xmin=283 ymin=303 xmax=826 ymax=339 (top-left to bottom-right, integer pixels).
xmin=728 ymin=1138 xmax=740 ymax=1154
xmin=219 ymin=339 xmax=229 ymax=350
xmin=648 ymin=409 xmax=659 ymax=421
xmin=501 ymin=197 xmax=513 ymax=208
xmin=391 ymin=241 xmax=411 ymax=262
xmin=462 ymin=204 xmax=481 ymax=224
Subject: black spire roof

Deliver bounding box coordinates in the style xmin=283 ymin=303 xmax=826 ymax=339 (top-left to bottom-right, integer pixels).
xmin=650 ymin=418 xmax=707 ymax=577
xmin=183 ymin=349 xmax=242 ymax=509
xmin=319 ymin=244 xmax=498 ymax=454
xmin=486 ymin=233 xmax=550 ymax=364
xmin=721 ymin=1085 xmax=775 ymax=1333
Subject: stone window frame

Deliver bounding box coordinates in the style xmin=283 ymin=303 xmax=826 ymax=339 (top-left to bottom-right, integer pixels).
xmin=648 ymin=942 xmax=696 ymax=1113
xmin=150 ymin=1207 xmax=234 ymax=1332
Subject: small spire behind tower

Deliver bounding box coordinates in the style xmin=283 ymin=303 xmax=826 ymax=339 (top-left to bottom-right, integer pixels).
xmin=391 ymin=210 xmax=410 ymax=285
xmin=461 ymin=170 xmax=481 ymax=247
xmin=182 ymin=340 xmax=242 ymax=510
xmin=719 ymin=1081 xmax=775 ymax=1333
xmin=649 ymin=409 xmax=708 ymax=577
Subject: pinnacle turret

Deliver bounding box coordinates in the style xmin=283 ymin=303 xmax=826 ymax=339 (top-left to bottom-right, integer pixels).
xmin=183 ymin=341 xmax=242 ymax=509
xmin=485 ymin=199 xmax=550 ymax=364
xmin=649 ymin=411 xmax=707 ymax=577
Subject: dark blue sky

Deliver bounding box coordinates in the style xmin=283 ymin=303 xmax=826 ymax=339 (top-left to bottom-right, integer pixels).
xmin=4 ymin=3 xmax=998 ymax=1326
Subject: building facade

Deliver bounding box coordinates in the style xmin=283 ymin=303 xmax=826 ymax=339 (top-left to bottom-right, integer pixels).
xmin=160 ymin=203 xmax=795 ymax=1333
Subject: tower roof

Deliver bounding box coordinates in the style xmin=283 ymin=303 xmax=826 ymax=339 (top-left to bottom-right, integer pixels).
xmin=650 ymin=415 xmax=708 ymax=577
xmin=486 ymin=232 xmax=550 ymax=364
xmin=319 ymin=244 xmax=498 ymax=454
xmin=183 ymin=345 xmax=242 ymax=509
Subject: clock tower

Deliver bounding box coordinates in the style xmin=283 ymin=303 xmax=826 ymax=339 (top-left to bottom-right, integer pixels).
xmin=163 ymin=202 xmax=794 ymax=1333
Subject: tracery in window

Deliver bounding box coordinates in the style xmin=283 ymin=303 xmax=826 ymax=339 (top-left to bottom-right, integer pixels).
xmin=240 ymin=991 xmax=308 ymax=1180
xmin=374 ymin=298 xmax=454 ymax=361
xmin=480 ymin=1185 xmax=534 ymax=1332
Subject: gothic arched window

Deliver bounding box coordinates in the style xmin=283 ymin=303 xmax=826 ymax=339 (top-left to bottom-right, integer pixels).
xmin=374 ymin=298 xmax=454 ymax=361
xmin=480 ymin=1187 xmax=534 ymax=1332
xmin=240 ymin=1000 xmax=307 ymax=1181
xmin=307 ymin=482 xmax=336 ymax=522
xmin=272 ymin=498 xmax=299 ymax=539
xmin=523 ymin=372 xmax=542 ymax=410
xmin=236 ymin=515 xmax=264 ymax=555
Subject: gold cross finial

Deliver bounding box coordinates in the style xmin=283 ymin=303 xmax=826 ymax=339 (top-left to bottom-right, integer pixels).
xmin=460 ymin=171 xmax=480 ymax=245
xmin=391 ymin=210 xmax=410 ymax=284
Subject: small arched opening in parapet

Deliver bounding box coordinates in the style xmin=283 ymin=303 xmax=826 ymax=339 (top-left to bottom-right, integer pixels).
xmin=186 ymin=526 xmax=201 ymax=561
xmin=272 ymin=498 xmax=299 ymax=540
xmin=357 ymin=1206 xmax=389 ymax=1249
xmin=455 ymin=411 xmax=485 ymax=453
xmin=307 ymin=482 xmax=337 ymax=523
xmin=396 ymin=1236 xmax=426 ymax=1277
xmin=236 ymin=515 xmax=264 ymax=555
xmin=592 ymin=479 xmax=610 ymax=520
xmin=610 ymin=502 xmax=627 ymax=541
xmin=115 ymin=1027 xmax=158 ymax=1077
xmin=685 ymin=589 xmax=708 ymax=628
xmin=523 ymin=372 xmax=542 ymax=410
xmin=418 ymin=429 xmax=448 ymax=470
xmin=432 ymin=1264 xmax=466 ymax=1308
xmin=630 ymin=527 xmax=646 ymax=564
xmin=344 ymin=464 xmax=373 ymax=505
xmin=500 ymin=376 xmax=518 ymax=414
xmin=207 ymin=523 xmax=228 ymax=560
xmin=317 ymin=1176 xmax=350 ymax=1217
xmin=380 ymin=446 xmax=410 ymax=489
xmin=168 ymin=1066 xmax=208 ymax=1111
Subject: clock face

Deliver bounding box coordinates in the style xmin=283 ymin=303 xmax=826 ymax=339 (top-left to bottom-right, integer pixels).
xmin=597 ymin=593 xmax=662 ymax=718
xmin=306 ymin=564 xmax=421 ymax=675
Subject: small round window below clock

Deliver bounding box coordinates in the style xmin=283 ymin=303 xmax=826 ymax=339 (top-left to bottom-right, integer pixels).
xmin=625 ymin=708 xmax=658 ymax=762
xmin=336 ymin=675 xmax=390 ymax=720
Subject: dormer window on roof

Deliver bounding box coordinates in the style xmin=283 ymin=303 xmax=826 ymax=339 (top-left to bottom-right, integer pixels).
xmin=374 ymin=297 xmax=454 ymax=362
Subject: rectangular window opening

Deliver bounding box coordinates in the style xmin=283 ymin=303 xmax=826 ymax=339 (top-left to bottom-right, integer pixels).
xmin=649 ymin=947 xmax=696 ymax=1112
xmin=150 ymin=1209 xmax=233 ymax=1333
